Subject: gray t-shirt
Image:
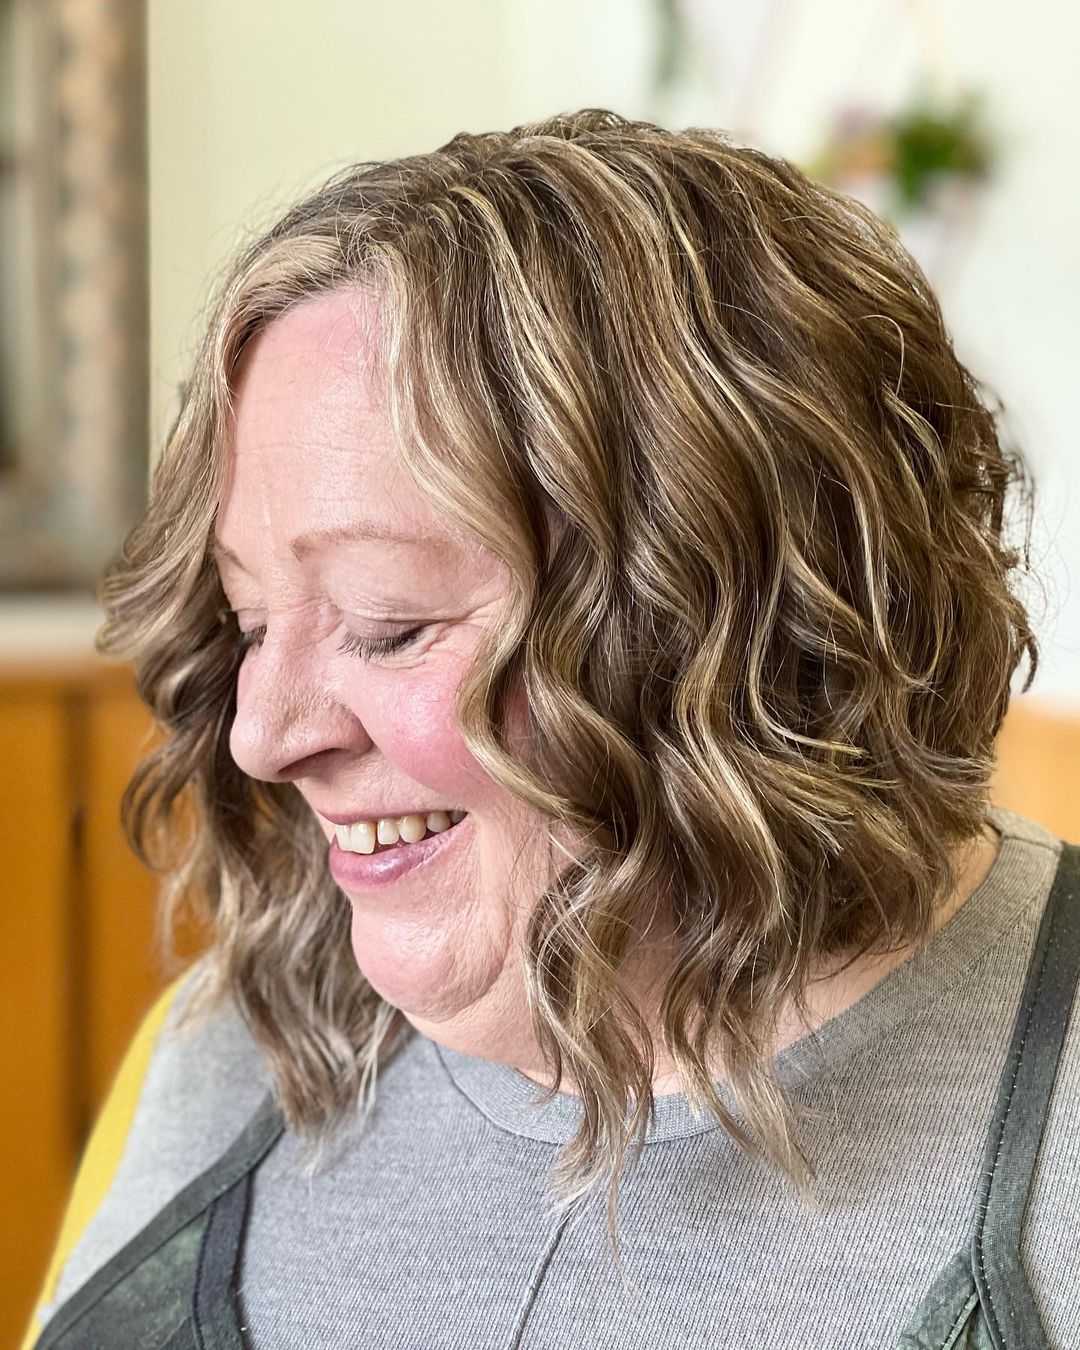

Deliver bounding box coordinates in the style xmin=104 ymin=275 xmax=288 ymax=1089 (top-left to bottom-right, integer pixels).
xmin=38 ymin=805 xmax=1080 ymax=1348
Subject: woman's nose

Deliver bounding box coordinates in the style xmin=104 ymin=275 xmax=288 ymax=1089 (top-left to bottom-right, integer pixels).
xmin=228 ymin=636 xmax=370 ymax=783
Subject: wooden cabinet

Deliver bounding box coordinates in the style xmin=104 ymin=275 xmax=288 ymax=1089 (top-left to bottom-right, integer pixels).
xmin=992 ymin=695 xmax=1080 ymax=843
xmin=1 ymin=599 xmax=207 ymax=1348
xmin=1 ymin=665 xmax=75 ymax=1350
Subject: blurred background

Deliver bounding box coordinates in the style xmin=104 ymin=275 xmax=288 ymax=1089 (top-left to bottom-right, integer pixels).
xmin=2 ymin=0 xmax=1077 ymax=1339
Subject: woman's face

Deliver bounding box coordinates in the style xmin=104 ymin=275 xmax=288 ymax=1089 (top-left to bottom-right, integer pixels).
xmin=216 ymin=287 xmax=558 ymax=1061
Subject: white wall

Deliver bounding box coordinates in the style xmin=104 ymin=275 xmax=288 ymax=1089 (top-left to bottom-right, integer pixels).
xmin=149 ymin=0 xmax=1078 ymax=704
xmin=148 ymin=0 xmax=514 ymax=442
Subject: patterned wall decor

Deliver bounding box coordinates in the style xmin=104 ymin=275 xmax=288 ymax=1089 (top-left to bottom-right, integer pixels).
xmin=0 ymin=0 xmax=147 ymax=590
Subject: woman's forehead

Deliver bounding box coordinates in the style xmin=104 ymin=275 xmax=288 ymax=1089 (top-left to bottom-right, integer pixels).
xmin=238 ymin=286 xmax=385 ymax=375
xmin=221 ymin=293 xmax=435 ymax=548
xmin=230 ymin=293 xmax=390 ymax=448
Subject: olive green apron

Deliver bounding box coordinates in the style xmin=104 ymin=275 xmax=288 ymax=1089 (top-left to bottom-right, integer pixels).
xmin=34 ymin=840 xmax=1080 ymax=1350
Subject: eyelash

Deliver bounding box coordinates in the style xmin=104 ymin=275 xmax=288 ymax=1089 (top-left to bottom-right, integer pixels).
xmin=235 ymin=623 xmax=426 ymax=661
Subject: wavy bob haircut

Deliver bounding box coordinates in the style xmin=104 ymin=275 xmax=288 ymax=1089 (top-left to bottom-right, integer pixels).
xmin=98 ymin=107 xmax=1038 ymax=1263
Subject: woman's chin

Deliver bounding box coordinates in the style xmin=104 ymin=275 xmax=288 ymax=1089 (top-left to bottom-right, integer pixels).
xmin=348 ymin=913 xmax=504 ymax=1022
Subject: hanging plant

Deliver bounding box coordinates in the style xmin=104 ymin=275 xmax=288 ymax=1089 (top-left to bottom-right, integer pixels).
xmin=810 ymin=88 xmax=996 ymax=220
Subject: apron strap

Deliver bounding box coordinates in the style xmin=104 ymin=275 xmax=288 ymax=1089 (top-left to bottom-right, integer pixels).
xmin=192 ymin=1168 xmax=256 ymax=1350
xmin=35 ymin=1089 xmax=285 ymax=1348
xmin=972 ymin=839 xmax=1080 ymax=1348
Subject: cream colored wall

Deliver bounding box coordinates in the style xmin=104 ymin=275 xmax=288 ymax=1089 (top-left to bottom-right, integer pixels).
xmin=147 ymin=0 xmax=665 ymax=455
xmin=148 ymin=0 xmax=515 ymax=448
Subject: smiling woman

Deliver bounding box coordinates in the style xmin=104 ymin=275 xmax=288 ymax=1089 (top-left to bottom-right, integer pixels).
xmin=22 ymin=109 xmax=1080 ymax=1350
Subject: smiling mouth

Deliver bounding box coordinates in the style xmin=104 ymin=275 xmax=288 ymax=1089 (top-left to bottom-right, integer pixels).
xmin=328 ymin=809 xmax=470 ymax=890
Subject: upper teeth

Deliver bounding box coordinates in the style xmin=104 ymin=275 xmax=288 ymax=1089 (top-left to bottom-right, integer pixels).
xmin=335 ymin=809 xmax=467 ymax=854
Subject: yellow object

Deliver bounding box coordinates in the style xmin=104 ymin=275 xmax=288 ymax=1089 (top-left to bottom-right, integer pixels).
xmin=19 ymin=974 xmax=189 ymax=1350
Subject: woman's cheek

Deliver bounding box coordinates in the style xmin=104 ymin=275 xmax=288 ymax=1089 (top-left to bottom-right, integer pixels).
xmin=370 ymin=661 xmax=488 ymax=797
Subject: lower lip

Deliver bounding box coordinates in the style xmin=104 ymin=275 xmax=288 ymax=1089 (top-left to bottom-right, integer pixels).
xmin=328 ymin=815 xmax=469 ymax=890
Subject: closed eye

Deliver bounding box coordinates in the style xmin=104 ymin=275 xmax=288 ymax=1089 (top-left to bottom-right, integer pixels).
xmin=337 ymin=625 xmax=427 ymax=660
xmin=234 ymin=623 xmax=427 ymax=661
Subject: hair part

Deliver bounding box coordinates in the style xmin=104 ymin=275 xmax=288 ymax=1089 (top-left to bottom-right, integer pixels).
xmin=97 ymin=107 xmax=1039 ymax=1271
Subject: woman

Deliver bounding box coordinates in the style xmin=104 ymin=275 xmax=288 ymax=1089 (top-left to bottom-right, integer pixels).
xmin=24 ymin=108 xmax=1078 ymax=1349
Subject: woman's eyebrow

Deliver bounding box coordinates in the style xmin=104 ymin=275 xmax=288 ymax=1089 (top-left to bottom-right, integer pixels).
xmin=289 ymin=520 xmax=445 ymax=559
xmin=210 ymin=539 xmax=248 ymax=573
xmin=210 ymin=521 xmax=452 ymax=574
